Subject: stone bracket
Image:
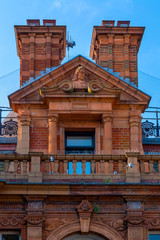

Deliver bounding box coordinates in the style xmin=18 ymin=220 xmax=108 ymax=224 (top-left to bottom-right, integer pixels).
xmin=77 ymin=200 xmax=93 ymax=234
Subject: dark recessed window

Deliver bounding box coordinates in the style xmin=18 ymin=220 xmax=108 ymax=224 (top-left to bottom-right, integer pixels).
xmin=65 ymin=131 xmax=95 ymax=154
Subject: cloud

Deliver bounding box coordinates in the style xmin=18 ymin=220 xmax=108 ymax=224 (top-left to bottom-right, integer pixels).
xmin=49 ymin=0 xmax=90 ymax=16
xmin=50 ymin=0 xmax=62 ymax=10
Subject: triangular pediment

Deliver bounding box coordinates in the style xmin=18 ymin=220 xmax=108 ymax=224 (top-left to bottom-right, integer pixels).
xmin=9 ymin=55 xmax=150 ymax=109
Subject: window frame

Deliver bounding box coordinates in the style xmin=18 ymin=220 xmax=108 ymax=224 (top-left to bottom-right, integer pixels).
xmin=65 ymin=131 xmax=95 ymax=154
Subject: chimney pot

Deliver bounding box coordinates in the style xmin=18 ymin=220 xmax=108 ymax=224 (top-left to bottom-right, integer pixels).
xmin=27 ymin=19 xmax=40 ymax=26
xmin=43 ymin=19 xmax=56 ymax=26
xmin=101 ymin=20 xmax=115 ymax=27
xmin=117 ymin=21 xmax=130 ymax=27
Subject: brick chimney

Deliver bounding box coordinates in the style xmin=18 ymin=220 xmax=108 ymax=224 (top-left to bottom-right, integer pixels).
xmin=15 ymin=19 xmax=66 ymax=87
xmin=90 ymin=20 xmax=145 ymax=86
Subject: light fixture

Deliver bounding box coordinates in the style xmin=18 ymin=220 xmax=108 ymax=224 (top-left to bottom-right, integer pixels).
xmin=114 ymin=162 xmax=133 ymax=175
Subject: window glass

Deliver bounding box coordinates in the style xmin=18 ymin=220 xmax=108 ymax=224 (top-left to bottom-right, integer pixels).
xmin=2 ymin=235 xmax=19 ymax=240
xmin=67 ymin=136 xmax=92 ymax=147
xmin=149 ymin=234 xmax=160 ymax=240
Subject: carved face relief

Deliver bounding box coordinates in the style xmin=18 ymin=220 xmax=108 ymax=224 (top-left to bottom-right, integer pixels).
xmin=72 ymin=66 xmax=88 ymax=90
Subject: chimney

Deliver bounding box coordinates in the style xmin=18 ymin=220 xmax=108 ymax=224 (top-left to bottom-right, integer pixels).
xmin=90 ymin=20 xmax=145 ymax=86
xmin=14 ymin=19 xmax=66 ymax=87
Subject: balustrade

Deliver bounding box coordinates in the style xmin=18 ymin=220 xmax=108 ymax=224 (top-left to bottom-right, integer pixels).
xmin=0 ymin=154 xmax=160 ymax=183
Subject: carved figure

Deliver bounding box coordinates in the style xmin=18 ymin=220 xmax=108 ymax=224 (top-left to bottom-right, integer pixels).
xmin=72 ymin=66 xmax=87 ymax=89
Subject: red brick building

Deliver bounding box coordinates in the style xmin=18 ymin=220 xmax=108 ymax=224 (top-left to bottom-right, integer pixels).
xmin=0 ymin=19 xmax=160 ymax=240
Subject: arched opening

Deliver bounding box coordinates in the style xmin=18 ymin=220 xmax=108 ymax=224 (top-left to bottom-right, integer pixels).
xmin=63 ymin=233 xmax=107 ymax=240
xmin=46 ymin=221 xmax=123 ymax=240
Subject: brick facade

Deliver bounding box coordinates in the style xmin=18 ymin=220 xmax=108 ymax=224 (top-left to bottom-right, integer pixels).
xmin=15 ymin=19 xmax=66 ymax=86
xmin=90 ymin=20 xmax=144 ymax=86
xmin=112 ymin=128 xmax=130 ymax=150
xmin=30 ymin=127 xmax=48 ymax=151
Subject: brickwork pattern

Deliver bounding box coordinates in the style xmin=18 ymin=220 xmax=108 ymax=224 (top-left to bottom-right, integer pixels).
xmin=112 ymin=128 xmax=130 ymax=150
xmin=30 ymin=127 xmax=48 ymax=150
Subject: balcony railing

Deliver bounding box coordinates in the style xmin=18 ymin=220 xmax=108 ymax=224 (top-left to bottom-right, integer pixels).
xmin=0 ymin=153 xmax=160 ymax=184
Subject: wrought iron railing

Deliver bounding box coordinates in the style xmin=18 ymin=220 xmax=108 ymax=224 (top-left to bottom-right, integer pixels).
xmin=142 ymin=107 xmax=160 ymax=138
xmin=0 ymin=106 xmax=160 ymax=138
xmin=0 ymin=107 xmax=18 ymax=137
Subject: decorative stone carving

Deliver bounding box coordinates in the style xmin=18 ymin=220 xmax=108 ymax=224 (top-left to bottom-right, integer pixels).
xmin=72 ymin=66 xmax=88 ymax=90
xmin=92 ymin=217 xmax=127 ymax=239
xmin=77 ymin=200 xmax=94 ymax=234
xmin=20 ymin=116 xmax=31 ymax=126
xmin=92 ymin=217 xmax=126 ymax=231
xmin=150 ymin=218 xmax=160 ymax=226
xmin=43 ymin=218 xmax=77 ymax=240
xmin=0 ymin=202 xmax=23 ymax=210
xmin=24 ymin=216 xmax=45 ymax=225
xmin=44 ymin=218 xmax=76 ymax=231
xmin=125 ymin=216 xmax=144 ymax=225
xmin=0 ymin=217 xmax=21 ymax=226
xmin=127 ymin=201 xmax=142 ymax=209
xmin=28 ymin=201 xmax=42 ymax=210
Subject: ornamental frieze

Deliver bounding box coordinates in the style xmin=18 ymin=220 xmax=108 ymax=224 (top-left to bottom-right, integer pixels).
xmin=92 ymin=217 xmax=127 ymax=231
xmin=0 ymin=217 xmax=22 ymax=226
xmin=92 ymin=217 xmax=127 ymax=239
xmin=0 ymin=202 xmax=24 ymax=210
xmin=43 ymin=218 xmax=78 ymax=240
xmin=24 ymin=216 xmax=45 ymax=225
xmin=125 ymin=216 xmax=144 ymax=225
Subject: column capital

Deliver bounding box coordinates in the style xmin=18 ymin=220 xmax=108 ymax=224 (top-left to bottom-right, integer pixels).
xmin=102 ymin=112 xmax=113 ymax=123
xmin=48 ymin=114 xmax=58 ymax=123
xmin=129 ymin=116 xmax=141 ymax=127
xmin=20 ymin=116 xmax=31 ymax=126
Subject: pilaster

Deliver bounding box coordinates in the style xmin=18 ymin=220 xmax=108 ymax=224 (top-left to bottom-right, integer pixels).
xmin=17 ymin=114 xmax=31 ymax=154
xmin=102 ymin=111 xmax=113 ymax=154
xmin=48 ymin=113 xmax=58 ymax=154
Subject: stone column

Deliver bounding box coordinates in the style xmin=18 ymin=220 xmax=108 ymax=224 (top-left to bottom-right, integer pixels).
xmin=48 ymin=114 xmax=58 ymax=154
xmin=125 ymin=199 xmax=144 ymax=240
xmin=16 ymin=116 xmax=22 ymax=153
xmin=17 ymin=116 xmax=31 ymax=154
xmin=24 ymin=197 xmax=45 ymax=240
xmin=129 ymin=108 xmax=142 ymax=153
xmin=102 ymin=112 xmax=113 ymax=154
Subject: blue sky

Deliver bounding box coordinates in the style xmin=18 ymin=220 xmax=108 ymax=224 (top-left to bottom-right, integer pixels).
xmin=0 ymin=0 xmax=160 ymax=110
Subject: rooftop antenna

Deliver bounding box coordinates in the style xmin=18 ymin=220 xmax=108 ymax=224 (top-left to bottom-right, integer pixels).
xmin=66 ymin=31 xmax=76 ymax=60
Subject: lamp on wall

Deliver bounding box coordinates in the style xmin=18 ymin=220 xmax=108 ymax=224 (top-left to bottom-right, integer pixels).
xmin=114 ymin=163 xmax=133 ymax=175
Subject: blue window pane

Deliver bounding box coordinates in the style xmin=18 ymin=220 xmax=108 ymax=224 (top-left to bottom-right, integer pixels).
xmin=149 ymin=235 xmax=160 ymax=240
xmin=67 ymin=136 xmax=92 ymax=147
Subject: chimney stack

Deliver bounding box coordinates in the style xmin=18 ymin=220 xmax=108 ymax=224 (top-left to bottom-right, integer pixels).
xmin=90 ymin=20 xmax=145 ymax=86
xmin=15 ymin=19 xmax=66 ymax=87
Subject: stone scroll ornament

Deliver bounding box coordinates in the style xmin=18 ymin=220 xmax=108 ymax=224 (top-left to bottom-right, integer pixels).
xmin=39 ymin=65 xmax=121 ymax=95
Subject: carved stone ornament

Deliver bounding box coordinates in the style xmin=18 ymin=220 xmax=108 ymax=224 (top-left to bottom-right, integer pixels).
xmin=72 ymin=66 xmax=88 ymax=90
xmin=0 ymin=217 xmax=21 ymax=226
xmin=92 ymin=217 xmax=126 ymax=231
xmin=20 ymin=116 xmax=31 ymax=126
xmin=92 ymin=217 xmax=127 ymax=239
xmin=28 ymin=201 xmax=43 ymax=210
xmin=77 ymin=200 xmax=94 ymax=234
xmin=43 ymin=218 xmax=77 ymax=240
xmin=77 ymin=200 xmax=93 ymax=213
xmin=127 ymin=201 xmax=142 ymax=210
xmin=24 ymin=216 xmax=45 ymax=225
xmin=150 ymin=218 xmax=160 ymax=226
xmin=125 ymin=216 xmax=144 ymax=225
xmin=44 ymin=218 xmax=76 ymax=231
